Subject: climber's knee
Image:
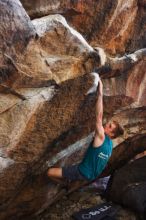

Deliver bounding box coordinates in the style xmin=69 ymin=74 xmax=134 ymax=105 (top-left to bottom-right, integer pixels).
xmin=47 ymin=167 xmax=62 ymax=178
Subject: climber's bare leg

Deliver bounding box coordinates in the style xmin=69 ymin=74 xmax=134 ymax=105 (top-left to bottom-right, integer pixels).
xmin=48 ymin=167 xmax=62 ymax=178
xmin=47 ymin=167 xmax=64 ymax=184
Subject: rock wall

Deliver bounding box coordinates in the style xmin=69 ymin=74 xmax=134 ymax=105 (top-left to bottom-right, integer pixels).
xmin=21 ymin=0 xmax=146 ymax=54
xmin=106 ymin=156 xmax=146 ymax=214
xmin=0 ymin=0 xmax=146 ymax=219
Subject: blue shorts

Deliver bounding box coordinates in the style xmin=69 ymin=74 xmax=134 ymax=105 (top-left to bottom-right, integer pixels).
xmin=62 ymin=164 xmax=86 ymax=181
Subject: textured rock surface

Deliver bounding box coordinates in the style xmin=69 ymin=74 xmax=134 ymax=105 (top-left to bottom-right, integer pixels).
xmin=106 ymin=156 xmax=146 ymax=214
xmin=0 ymin=0 xmax=36 ymax=76
xmin=0 ymin=0 xmax=146 ymax=219
xmin=21 ymin=0 xmax=146 ymax=54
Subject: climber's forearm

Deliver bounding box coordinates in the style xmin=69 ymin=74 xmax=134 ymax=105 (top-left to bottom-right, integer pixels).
xmin=95 ymin=80 xmax=103 ymax=125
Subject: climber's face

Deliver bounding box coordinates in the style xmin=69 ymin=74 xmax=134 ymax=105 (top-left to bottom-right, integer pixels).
xmin=104 ymin=121 xmax=116 ymax=138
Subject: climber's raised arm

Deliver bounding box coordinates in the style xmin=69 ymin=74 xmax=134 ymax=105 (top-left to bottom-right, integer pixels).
xmin=93 ymin=79 xmax=105 ymax=147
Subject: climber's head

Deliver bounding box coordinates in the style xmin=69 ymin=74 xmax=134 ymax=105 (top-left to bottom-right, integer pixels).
xmin=104 ymin=120 xmax=124 ymax=139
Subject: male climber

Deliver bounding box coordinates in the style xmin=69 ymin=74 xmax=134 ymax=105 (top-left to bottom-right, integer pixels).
xmin=47 ymin=78 xmax=124 ymax=182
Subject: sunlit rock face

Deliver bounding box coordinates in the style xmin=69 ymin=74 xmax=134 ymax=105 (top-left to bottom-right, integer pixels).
xmin=0 ymin=0 xmax=146 ymax=219
xmin=21 ymin=0 xmax=146 ymax=54
xmin=0 ymin=0 xmax=36 ymax=75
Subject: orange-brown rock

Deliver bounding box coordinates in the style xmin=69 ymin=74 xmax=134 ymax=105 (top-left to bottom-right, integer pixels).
xmin=0 ymin=0 xmax=146 ymax=219
xmin=21 ymin=0 xmax=146 ymax=55
xmin=0 ymin=0 xmax=36 ymax=73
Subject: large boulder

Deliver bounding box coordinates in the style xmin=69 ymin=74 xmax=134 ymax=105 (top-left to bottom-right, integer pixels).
xmin=21 ymin=0 xmax=146 ymax=55
xmin=106 ymin=156 xmax=146 ymax=215
xmin=0 ymin=0 xmax=146 ymax=219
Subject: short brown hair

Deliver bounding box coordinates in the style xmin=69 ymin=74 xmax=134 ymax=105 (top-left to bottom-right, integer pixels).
xmin=112 ymin=121 xmax=124 ymax=138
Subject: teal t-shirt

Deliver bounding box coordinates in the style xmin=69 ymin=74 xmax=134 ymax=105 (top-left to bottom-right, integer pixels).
xmin=78 ymin=135 xmax=113 ymax=181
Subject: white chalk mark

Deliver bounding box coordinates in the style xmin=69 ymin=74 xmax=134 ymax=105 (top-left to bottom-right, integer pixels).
xmin=0 ymin=156 xmax=14 ymax=172
xmin=95 ymin=47 xmax=107 ymax=66
xmin=87 ymin=72 xmax=100 ymax=95
xmin=46 ymin=133 xmax=94 ymax=167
